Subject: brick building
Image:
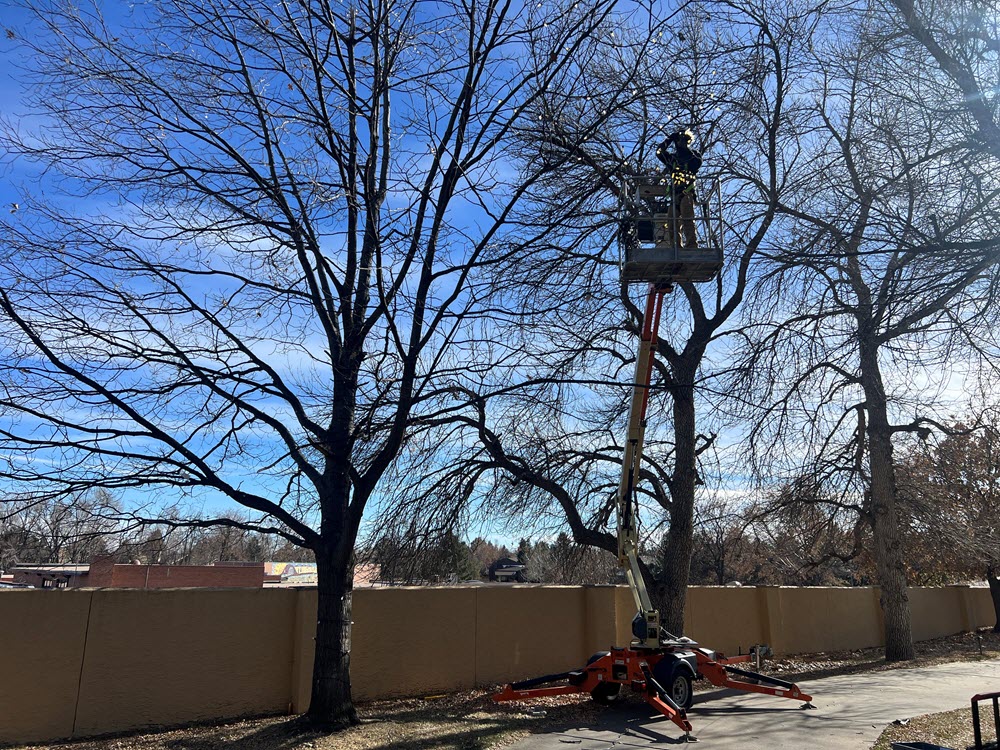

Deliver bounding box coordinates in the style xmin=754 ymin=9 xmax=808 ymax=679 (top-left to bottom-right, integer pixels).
xmin=8 ymin=564 xmax=89 ymax=589
xmin=10 ymin=558 xmax=265 ymax=589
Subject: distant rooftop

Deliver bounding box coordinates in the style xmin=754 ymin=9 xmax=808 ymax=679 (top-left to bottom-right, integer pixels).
xmin=11 ymin=564 xmax=90 ymax=576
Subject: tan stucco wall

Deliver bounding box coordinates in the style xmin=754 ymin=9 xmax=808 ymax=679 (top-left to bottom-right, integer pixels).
xmin=70 ymin=588 xmax=297 ymax=737
xmin=289 ymin=585 xmax=621 ymax=711
xmin=582 ymin=585 xmax=620 ymax=653
xmin=613 ymin=585 xmax=638 ymax=646
xmin=683 ymin=586 xmax=766 ymax=655
xmin=0 ymin=589 xmax=93 ymax=744
xmin=909 ymin=586 xmax=957 ymax=642
xmin=1 ymin=583 xmax=996 ymax=746
xmin=476 ymin=585 xmax=590 ymax=685
xmin=290 ymin=587 xmax=318 ymax=714
xmin=353 ymin=586 xmax=478 ymax=700
xmin=966 ymin=587 xmax=995 ymax=629
xmin=767 ymin=586 xmax=885 ymax=655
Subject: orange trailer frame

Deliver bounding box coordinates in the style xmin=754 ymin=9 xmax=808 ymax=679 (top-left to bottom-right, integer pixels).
xmin=494 ymin=641 xmax=812 ymax=738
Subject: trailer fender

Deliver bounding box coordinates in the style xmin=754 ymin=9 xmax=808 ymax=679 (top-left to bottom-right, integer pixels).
xmin=655 ymin=651 xmax=697 ymax=678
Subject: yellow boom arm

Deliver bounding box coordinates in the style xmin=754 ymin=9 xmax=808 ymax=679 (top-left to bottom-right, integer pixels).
xmin=616 ymin=283 xmax=671 ymax=648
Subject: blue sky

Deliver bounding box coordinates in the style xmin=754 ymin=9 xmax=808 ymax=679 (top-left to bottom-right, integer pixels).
xmin=0 ymin=0 xmax=627 ymax=544
xmin=1 ymin=4 xmax=34 ymax=216
xmin=2 ymin=0 xmax=990 ymax=556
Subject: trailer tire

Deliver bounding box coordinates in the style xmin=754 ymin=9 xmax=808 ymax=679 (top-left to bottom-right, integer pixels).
xmin=591 ymin=681 xmax=623 ymax=705
xmin=652 ymin=659 xmax=695 ymax=711
xmin=586 ymin=651 xmax=611 ymax=665
xmin=587 ymin=653 xmax=621 ymax=704
xmin=667 ymin=672 xmax=693 ymax=711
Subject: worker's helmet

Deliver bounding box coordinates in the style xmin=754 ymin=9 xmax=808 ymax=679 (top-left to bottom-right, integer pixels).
xmin=681 ymin=129 xmax=694 ymax=143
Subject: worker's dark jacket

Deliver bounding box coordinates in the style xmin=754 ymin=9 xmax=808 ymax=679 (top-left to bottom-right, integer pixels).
xmin=668 ymin=143 xmax=702 ymax=193
xmin=657 ymin=140 xmax=702 ymax=193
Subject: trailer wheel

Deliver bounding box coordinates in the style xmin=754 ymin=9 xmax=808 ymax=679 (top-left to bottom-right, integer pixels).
xmin=667 ymin=672 xmax=693 ymax=711
xmin=591 ymin=681 xmax=623 ymax=705
xmin=586 ymin=651 xmax=611 ymax=665
xmin=652 ymin=659 xmax=695 ymax=711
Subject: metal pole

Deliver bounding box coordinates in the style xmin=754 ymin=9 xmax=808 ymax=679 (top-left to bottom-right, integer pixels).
xmin=973 ymin=699 xmax=982 ymax=750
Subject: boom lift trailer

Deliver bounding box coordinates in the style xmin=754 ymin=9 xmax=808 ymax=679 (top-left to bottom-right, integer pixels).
xmin=493 ymin=174 xmax=813 ymax=741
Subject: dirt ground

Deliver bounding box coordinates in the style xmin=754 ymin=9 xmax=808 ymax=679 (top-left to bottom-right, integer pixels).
xmin=769 ymin=626 xmax=1000 ymax=682
xmin=872 ymin=705 xmax=999 ymax=750
xmin=9 ymin=693 xmax=596 ymax=750
xmin=10 ymin=628 xmax=1000 ymax=750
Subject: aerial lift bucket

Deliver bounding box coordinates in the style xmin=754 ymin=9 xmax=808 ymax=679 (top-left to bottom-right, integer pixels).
xmin=620 ymin=175 xmax=724 ymax=284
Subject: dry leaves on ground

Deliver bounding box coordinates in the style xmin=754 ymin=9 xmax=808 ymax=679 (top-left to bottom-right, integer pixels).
xmin=872 ymin=705 xmax=998 ymax=750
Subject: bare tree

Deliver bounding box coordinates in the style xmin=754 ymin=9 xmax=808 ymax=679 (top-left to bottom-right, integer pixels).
xmin=749 ymin=480 xmax=865 ymax=584
xmin=360 ymin=526 xmax=478 ymax=584
xmin=0 ymin=0 xmax=614 ymax=726
xmin=0 ymin=491 xmax=128 ymax=566
xmin=375 ymin=0 xmax=830 ymax=636
xmin=687 ymin=496 xmax=755 ymax=585
xmin=740 ymin=1 xmax=1000 ymax=659
xmin=897 ymin=418 xmax=1000 ymax=628
xmin=888 ymin=0 xmax=999 ymax=159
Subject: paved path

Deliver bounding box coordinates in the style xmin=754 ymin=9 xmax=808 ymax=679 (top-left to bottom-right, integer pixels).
xmin=505 ymin=658 xmax=1000 ymax=748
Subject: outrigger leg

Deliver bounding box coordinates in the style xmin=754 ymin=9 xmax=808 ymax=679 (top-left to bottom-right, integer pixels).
xmin=694 ymin=648 xmax=813 ymax=704
xmin=640 ymin=664 xmax=695 ymax=735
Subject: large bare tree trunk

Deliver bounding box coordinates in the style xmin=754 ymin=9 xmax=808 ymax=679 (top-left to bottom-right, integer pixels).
xmin=308 ymin=546 xmax=358 ymax=728
xmin=656 ymin=529 xmax=693 ymax=636
xmin=655 ymin=364 xmax=698 ymax=636
xmin=861 ymin=343 xmax=914 ymax=661
xmin=988 ymin=568 xmax=1000 ymax=633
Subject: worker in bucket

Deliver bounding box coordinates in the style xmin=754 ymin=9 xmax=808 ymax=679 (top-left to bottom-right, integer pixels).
xmin=655 ymin=129 xmax=702 ymax=249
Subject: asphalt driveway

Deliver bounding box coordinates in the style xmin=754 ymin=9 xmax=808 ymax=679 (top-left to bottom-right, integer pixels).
xmin=504 ymin=658 xmax=1000 ymax=748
